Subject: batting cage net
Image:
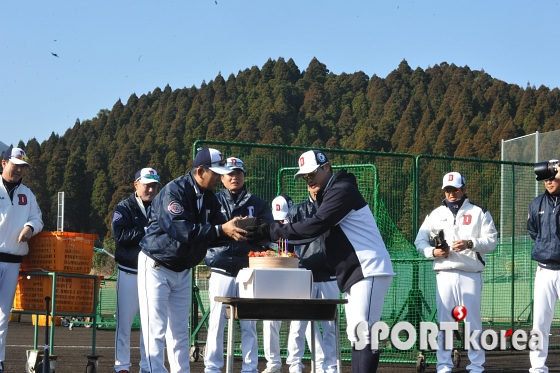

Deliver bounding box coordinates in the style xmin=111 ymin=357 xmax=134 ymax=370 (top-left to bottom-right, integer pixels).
xmin=183 ymin=139 xmax=543 ymax=365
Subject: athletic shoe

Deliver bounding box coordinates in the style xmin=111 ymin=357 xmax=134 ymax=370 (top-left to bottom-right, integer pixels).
xmin=117 ymin=370 xmax=128 ymax=373
xmin=261 ymin=367 xmax=282 ymax=373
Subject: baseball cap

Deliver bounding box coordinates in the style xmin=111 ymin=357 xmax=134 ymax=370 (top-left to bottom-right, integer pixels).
xmin=193 ymin=148 xmax=233 ymax=175
xmin=271 ymin=194 xmax=293 ymax=221
xmin=442 ymin=172 xmax=466 ymax=189
xmin=225 ymin=157 xmax=245 ymax=172
xmin=2 ymin=147 xmax=30 ymax=167
xmin=135 ymin=168 xmax=160 ymax=184
xmin=294 ymin=150 xmax=329 ymax=180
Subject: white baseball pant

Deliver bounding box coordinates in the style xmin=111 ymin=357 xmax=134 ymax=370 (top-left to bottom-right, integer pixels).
xmin=530 ymin=266 xmax=560 ymax=373
xmin=344 ymin=276 xmax=392 ymax=346
xmin=115 ymin=269 xmax=149 ymax=373
xmin=138 ymin=251 xmax=191 ymax=373
xmin=436 ymin=270 xmax=483 ymax=373
xmin=204 ymin=271 xmax=258 ymax=373
xmin=0 ymin=262 xmax=20 ymax=364
xmin=263 ymin=320 xmax=282 ymax=370
xmin=286 ymin=280 xmax=339 ymax=373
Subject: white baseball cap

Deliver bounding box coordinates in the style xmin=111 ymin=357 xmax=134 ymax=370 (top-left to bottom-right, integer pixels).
xmin=271 ymin=194 xmax=293 ymax=221
xmin=294 ymin=150 xmax=329 ymax=180
xmin=193 ymin=148 xmax=233 ymax=175
xmin=3 ymin=147 xmax=30 ymax=166
xmin=135 ymin=168 xmax=160 ymax=184
xmin=442 ymin=172 xmax=465 ymax=189
xmin=225 ymin=157 xmax=245 ymax=172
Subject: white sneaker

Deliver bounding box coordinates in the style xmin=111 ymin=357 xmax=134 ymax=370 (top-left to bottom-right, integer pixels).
xmin=261 ymin=367 xmax=282 ymax=373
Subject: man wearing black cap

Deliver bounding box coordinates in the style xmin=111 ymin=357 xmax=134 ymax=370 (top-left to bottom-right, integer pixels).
xmin=204 ymin=157 xmax=274 ymax=373
xmin=528 ymin=161 xmax=560 ymax=373
xmin=0 ymin=147 xmax=43 ymax=373
xmin=138 ymin=148 xmax=248 ymax=373
xmin=246 ymin=150 xmax=395 ymax=373
xmin=112 ymin=167 xmax=161 ymax=373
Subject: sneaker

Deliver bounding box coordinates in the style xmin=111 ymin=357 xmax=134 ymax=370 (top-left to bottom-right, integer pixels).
xmin=261 ymin=367 xmax=282 ymax=373
xmin=117 ymin=370 xmax=129 ymax=373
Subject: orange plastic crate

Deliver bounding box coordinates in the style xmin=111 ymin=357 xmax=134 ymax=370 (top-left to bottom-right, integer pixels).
xmin=21 ymin=231 xmax=97 ymax=274
xmin=13 ymin=274 xmax=101 ymax=314
xmin=32 ymin=315 xmax=62 ymax=326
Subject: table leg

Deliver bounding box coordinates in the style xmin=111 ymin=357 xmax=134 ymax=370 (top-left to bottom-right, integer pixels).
xmin=335 ymin=308 xmax=341 ymax=373
xmin=226 ymin=305 xmax=234 ymax=373
xmin=310 ymin=322 xmax=316 ymax=373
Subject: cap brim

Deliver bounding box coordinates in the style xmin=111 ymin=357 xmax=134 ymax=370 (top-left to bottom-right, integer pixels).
xmin=138 ymin=178 xmax=161 ymax=185
xmin=10 ymin=159 xmax=30 ymax=167
xmin=294 ymin=165 xmax=317 ymax=180
xmin=441 ymin=184 xmax=462 ymax=189
xmin=209 ymin=166 xmax=233 ymax=175
xmin=230 ymin=167 xmax=245 ymax=172
xmin=272 ymin=212 xmax=288 ymax=221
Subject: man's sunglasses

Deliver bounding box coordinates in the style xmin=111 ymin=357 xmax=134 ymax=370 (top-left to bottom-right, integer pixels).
xmin=303 ymin=165 xmax=326 ymax=181
xmin=444 ymin=188 xmax=462 ymax=194
xmin=137 ymin=174 xmax=159 ymax=181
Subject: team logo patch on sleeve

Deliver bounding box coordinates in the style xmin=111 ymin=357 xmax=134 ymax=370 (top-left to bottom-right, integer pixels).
xmin=168 ymin=201 xmax=184 ymax=215
xmin=112 ymin=211 xmax=122 ymax=222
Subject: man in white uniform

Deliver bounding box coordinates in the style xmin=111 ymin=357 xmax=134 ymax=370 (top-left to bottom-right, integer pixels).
xmin=415 ymin=172 xmax=497 ymax=373
xmin=0 ymin=147 xmax=43 ymax=373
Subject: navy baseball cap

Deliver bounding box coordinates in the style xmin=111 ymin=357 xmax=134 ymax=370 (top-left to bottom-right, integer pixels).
xmin=193 ymin=148 xmax=233 ymax=175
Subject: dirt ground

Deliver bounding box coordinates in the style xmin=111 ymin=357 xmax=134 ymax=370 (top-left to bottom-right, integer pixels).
xmin=4 ymin=315 xmax=560 ymax=373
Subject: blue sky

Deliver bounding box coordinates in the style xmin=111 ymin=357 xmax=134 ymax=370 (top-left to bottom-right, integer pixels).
xmin=1 ymin=1 xmax=559 ymax=147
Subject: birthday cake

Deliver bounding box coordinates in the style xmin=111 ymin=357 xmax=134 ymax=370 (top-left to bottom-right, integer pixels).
xmin=248 ymin=250 xmax=298 ymax=268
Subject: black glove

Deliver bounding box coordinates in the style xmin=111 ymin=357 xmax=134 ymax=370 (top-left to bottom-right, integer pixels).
xmin=429 ymin=230 xmax=449 ymax=249
xmin=245 ymin=222 xmax=272 ymax=242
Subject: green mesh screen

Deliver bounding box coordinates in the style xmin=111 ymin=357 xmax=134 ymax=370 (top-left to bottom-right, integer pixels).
xmin=185 ymin=141 xmax=549 ymax=365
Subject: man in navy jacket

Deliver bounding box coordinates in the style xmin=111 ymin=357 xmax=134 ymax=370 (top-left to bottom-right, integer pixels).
xmin=247 ymin=150 xmax=394 ymax=373
xmin=528 ymin=163 xmax=560 ymax=373
xmin=138 ymin=148 xmax=247 ymax=373
xmin=112 ymin=167 xmax=160 ymax=373
xmin=204 ymin=157 xmax=274 ymax=373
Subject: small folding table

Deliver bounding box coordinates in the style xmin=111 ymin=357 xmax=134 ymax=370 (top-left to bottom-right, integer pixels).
xmin=215 ymin=297 xmax=347 ymax=373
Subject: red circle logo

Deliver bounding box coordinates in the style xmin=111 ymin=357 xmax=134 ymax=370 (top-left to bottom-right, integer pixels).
xmin=452 ymin=305 xmax=467 ymax=322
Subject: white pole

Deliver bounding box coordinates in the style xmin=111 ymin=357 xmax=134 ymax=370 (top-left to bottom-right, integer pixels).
xmin=57 ymin=192 xmax=64 ymax=232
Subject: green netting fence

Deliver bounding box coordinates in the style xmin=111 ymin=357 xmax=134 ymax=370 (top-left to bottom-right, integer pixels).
xmin=186 ymin=140 xmax=547 ymax=365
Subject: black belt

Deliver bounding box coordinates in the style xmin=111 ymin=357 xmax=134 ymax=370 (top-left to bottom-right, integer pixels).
xmin=0 ymin=252 xmax=23 ymax=263
xmin=118 ymin=265 xmax=138 ymax=274
xmin=539 ymin=263 xmax=560 ymax=271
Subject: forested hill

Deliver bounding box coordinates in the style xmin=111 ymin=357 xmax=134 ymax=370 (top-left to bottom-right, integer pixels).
xmin=11 ymin=57 xmax=560 ymax=240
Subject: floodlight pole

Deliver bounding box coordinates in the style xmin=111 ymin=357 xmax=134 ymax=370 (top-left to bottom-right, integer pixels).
xmin=535 ymin=131 xmax=540 ymax=197
xmin=57 ymin=192 xmax=64 ymax=232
